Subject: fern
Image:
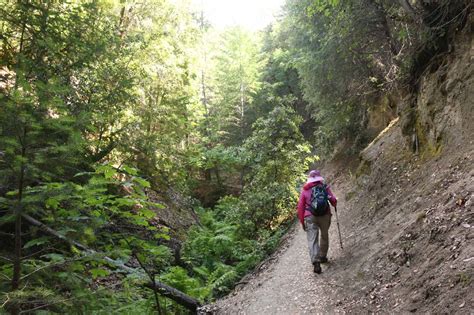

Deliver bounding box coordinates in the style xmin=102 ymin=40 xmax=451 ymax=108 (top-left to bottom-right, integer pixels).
xmin=208 ymin=264 xmax=238 ymax=296
xmin=193 ymin=265 xmax=211 ymax=279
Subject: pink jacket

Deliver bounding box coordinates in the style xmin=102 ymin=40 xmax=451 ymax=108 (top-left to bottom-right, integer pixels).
xmin=297 ymin=180 xmax=337 ymax=226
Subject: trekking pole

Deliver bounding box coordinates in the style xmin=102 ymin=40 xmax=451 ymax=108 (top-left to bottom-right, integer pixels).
xmin=334 ymin=206 xmax=343 ymax=249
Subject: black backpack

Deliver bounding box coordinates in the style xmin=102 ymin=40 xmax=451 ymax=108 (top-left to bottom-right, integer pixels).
xmin=307 ymin=183 xmax=329 ymax=216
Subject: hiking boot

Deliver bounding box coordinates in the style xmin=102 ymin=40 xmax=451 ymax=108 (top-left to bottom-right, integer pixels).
xmin=319 ymin=257 xmax=328 ymax=264
xmin=313 ymin=262 xmax=321 ymax=274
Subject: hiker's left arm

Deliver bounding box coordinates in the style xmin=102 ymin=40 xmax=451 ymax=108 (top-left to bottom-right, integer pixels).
xmin=327 ymin=186 xmax=337 ymax=207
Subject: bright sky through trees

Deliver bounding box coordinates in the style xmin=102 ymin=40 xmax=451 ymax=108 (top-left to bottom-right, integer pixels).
xmin=191 ymin=0 xmax=285 ymax=30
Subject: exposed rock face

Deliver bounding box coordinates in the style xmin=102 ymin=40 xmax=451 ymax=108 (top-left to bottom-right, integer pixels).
xmin=366 ymin=94 xmax=398 ymax=139
xmin=412 ymin=24 xmax=473 ymax=152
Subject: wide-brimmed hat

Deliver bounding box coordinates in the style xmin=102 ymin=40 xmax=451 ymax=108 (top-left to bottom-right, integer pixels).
xmin=307 ymin=170 xmax=324 ymax=183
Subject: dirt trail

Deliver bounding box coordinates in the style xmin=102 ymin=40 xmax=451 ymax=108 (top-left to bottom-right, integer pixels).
xmin=210 ymin=189 xmax=350 ymax=314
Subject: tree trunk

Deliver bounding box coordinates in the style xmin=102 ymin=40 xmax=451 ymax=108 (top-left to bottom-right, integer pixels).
xmin=11 ymin=127 xmax=27 ymax=315
xmin=145 ymin=282 xmax=200 ymax=313
xmin=200 ymin=9 xmax=211 ymax=141
xmin=11 ymin=11 xmax=27 ymax=298
xmin=12 ymin=176 xmax=23 ymax=291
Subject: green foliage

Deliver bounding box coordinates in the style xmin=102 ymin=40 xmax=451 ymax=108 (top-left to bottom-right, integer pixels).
xmin=196 ymin=145 xmax=243 ymax=179
xmin=0 ymin=164 xmax=171 ymax=312
xmin=181 ymin=208 xmax=261 ymax=299
xmin=241 ymin=106 xmax=314 ymax=230
xmin=276 ymin=0 xmax=469 ymax=156
xmin=0 ymin=0 xmax=304 ymax=312
xmin=277 ymin=0 xmax=371 ymax=155
xmin=196 ymin=27 xmax=265 ymax=148
xmin=161 ymin=266 xmax=210 ymax=300
xmin=180 ymin=194 xmax=298 ymax=300
xmin=179 ymin=106 xmax=312 ymax=300
xmin=210 ymin=27 xmax=265 ymax=145
xmin=275 ymin=0 xmax=400 ymax=154
xmin=115 ymin=0 xmax=198 ymax=191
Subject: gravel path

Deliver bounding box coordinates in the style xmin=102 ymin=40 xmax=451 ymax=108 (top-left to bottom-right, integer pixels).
xmin=213 ymin=212 xmax=347 ymax=314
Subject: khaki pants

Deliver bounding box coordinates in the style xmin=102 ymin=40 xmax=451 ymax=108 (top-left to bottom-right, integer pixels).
xmin=304 ymin=214 xmax=331 ymax=264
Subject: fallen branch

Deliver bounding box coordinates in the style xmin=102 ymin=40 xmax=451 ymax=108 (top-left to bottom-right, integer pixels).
xmin=144 ymin=281 xmax=200 ymax=312
xmin=21 ymin=214 xmax=201 ymax=312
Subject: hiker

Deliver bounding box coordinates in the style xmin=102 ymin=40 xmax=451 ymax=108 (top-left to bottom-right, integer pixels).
xmin=297 ymin=170 xmax=337 ymax=274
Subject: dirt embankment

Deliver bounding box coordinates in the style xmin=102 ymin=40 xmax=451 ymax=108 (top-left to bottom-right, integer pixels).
xmin=204 ymin=18 xmax=473 ymax=315
xmin=324 ymin=127 xmax=473 ymax=313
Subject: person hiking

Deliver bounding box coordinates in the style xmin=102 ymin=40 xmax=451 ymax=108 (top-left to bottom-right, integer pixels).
xmin=297 ymin=170 xmax=337 ymax=274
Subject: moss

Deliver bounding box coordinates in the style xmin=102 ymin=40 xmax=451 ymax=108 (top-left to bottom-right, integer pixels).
xmin=355 ymin=159 xmax=371 ymax=178
xmin=458 ymin=272 xmax=471 ymax=287
xmin=414 ymin=116 xmax=444 ymax=160
xmin=356 ymin=271 xmax=365 ymax=279
xmin=346 ymin=190 xmax=356 ymax=201
xmin=400 ymin=103 xmax=416 ymax=137
xmin=416 ymin=211 xmax=426 ymax=223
